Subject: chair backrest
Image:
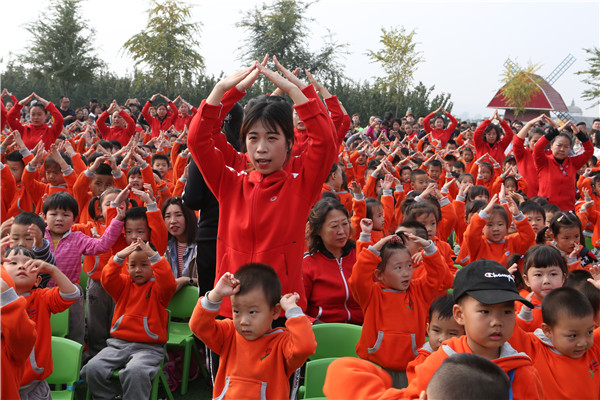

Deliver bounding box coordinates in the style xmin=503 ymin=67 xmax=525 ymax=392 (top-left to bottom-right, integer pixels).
xmin=167 ymin=285 xmax=199 ymax=319
xmin=303 ymin=358 xmax=338 ymax=399
xmin=46 ymin=337 xmax=83 ymax=387
xmin=310 ymin=323 xmax=361 ymax=360
xmin=79 ymin=269 xmax=88 ymax=296
xmin=50 ymin=308 xmax=70 ymax=338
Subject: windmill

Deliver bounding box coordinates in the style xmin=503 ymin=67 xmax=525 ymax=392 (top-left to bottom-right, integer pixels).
xmin=487 ymin=54 xmax=576 ymax=122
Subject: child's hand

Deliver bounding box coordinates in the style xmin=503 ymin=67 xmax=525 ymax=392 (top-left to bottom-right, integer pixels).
xmin=0 ymin=235 xmax=14 ymax=261
xmin=350 ymin=181 xmax=362 ymax=196
xmin=209 ymin=272 xmax=240 ymax=302
xmin=115 ymin=206 xmax=126 ymax=221
xmin=508 ymin=263 xmax=518 ymax=276
xmin=483 ymin=193 xmax=499 ymax=215
xmin=582 ymin=187 xmax=591 ymax=201
xmin=0 ymin=278 xmax=9 ymax=293
xmin=1 ymin=132 xmax=15 ymax=148
xmin=411 ymin=252 xmax=423 ymax=265
xmin=372 ymin=234 xmax=403 ymax=252
xmin=116 ymin=239 xmax=142 ymax=260
xmin=505 ymin=195 xmax=520 ymax=216
xmin=113 ymin=185 xmax=130 ymax=206
xmin=589 ymin=264 xmax=600 ymax=282
xmin=382 ymin=174 xmax=394 ymax=191
xmin=404 ymin=232 xmax=431 ymax=249
xmin=419 ymin=183 xmax=436 ymax=199
xmin=360 ymin=218 xmax=373 ymax=234
xmin=27 ymin=224 xmax=44 ymax=249
xmin=280 ymin=292 xmax=300 ymax=312
xmin=137 ymin=239 xmax=158 ymax=259
xmin=25 ymin=259 xmax=55 ymax=276
xmin=0 ymin=217 xmax=14 ymax=238
xmin=442 ymin=177 xmax=456 ymax=191
xmin=132 ymin=187 xmax=154 ymax=204
xmin=458 ymin=181 xmax=473 ymax=197
xmin=569 ymin=243 xmax=583 ymax=259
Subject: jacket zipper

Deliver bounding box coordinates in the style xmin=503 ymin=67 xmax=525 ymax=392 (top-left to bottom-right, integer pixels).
xmin=337 ymin=258 xmax=351 ymax=321
xmin=250 ymin=178 xmax=261 ymax=262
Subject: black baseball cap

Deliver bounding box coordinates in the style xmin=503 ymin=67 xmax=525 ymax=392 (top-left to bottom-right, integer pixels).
xmin=453 ymin=259 xmax=534 ymax=308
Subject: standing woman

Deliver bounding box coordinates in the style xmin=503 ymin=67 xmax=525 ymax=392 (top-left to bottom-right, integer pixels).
xmin=422 ymin=106 xmax=457 ymax=147
xmin=96 ymin=100 xmax=136 ymax=147
xmin=534 ymin=115 xmax=593 ymax=211
xmin=473 ymin=109 xmax=514 ymax=164
xmin=142 ymin=93 xmax=178 ymax=137
xmin=303 ymin=198 xmax=363 ymax=325
xmin=6 ymin=92 xmax=64 ymax=150
xmin=512 ymin=115 xmax=545 ymax=197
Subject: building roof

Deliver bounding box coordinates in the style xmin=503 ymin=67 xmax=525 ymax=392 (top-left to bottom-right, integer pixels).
xmin=487 ymin=74 xmax=568 ymax=112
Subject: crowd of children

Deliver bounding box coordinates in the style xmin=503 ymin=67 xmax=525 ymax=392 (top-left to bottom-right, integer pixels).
xmin=1 ymin=56 xmax=600 ymax=399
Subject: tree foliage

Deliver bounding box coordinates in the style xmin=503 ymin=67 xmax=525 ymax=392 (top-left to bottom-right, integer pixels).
xmin=499 ymin=62 xmax=542 ymax=116
xmin=366 ymin=27 xmax=424 ymax=117
xmin=236 ymin=0 xmax=347 ymax=87
xmin=122 ymin=0 xmax=204 ymax=97
xmin=23 ymin=0 xmax=103 ymax=97
xmin=576 ymin=47 xmax=600 ymax=107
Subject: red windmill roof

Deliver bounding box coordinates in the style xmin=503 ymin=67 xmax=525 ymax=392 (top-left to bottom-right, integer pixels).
xmin=487 ymin=74 xmax=568 ymax=112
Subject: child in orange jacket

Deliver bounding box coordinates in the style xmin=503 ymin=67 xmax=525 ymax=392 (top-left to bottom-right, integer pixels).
xmin=189 ymin=264 xmax=316 ymax=399
xmin=82 ymin=239 xmax=177 ymax=400
xmin=349 ymin=232 xmax=447 ymax=388
xmin=403 ymin=260 xmax=545 ymax=400
xmin=540 ymin=211 xmax=592 ymax=271
xmin=3 ymin=246 xmax=79 ymax=398
xmin=464 ymin=194 xmax=535 ymax=266
xmin=513 ymin=245 xmax=567 ymax=332
xmin=509 ymin=286 xmax=600 ymax=399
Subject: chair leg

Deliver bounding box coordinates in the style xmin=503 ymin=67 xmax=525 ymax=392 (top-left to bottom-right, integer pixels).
xmin=192 ymin=340 xmax=209 ymax=379
xmin=160 ymin=370 xmax=175 ymax=400
xmin=180 ymin=342 xmax=191 ymax=395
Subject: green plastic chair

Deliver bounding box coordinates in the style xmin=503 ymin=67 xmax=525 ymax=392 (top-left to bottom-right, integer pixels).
xmin=298 ymin=357 xmax=337 ymax=399
xmin=585 ymin=235 xmax=593 ymax=251
xmin=50 ymin=308 xmax=70 ymax=338
xmin=79 ymin=269 xmax=88 ymax=297
xmin=166 ymin=285 xmax=207 ymax=395
xmin=46 ymin=337 xmax=83 ymax=400
xmin=310 ymin=323 xmax=361 ymax=360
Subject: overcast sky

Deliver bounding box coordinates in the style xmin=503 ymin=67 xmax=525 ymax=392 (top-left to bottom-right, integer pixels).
xmin=1 ymin=0 xmax=598 ymax=119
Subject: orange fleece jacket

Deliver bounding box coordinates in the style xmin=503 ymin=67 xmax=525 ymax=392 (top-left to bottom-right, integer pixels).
xmin=189 ymin=296 xmax=316 ymax=400
xmin=349 ymin=243 xmax=447 ymax=370
xmin=102 ymin=255 xmax=176 ymax=344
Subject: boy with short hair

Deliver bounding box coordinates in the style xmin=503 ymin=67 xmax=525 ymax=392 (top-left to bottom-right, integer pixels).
xmin=410 ymin=169 xmax=429 ymax=192
xmin=519 ymin=200 xmax=546 ymax=235
xmin=509 ymin=286 xmax=600 ymax=399
xmin=82 ymin=239 xmax=177 ymax=400
xmin=404 ymin=259 xmax=545 ymax=399
xmin=189 ymin=263 xmax=317 ymax=399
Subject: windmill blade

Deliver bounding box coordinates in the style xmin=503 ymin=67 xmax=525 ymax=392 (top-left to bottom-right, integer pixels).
xmin=504 ymin=58 xmax=521 ymax=72
xmin=546 ymin=54 xmax=576 ymax=85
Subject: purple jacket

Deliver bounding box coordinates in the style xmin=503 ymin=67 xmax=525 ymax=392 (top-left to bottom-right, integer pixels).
xmin=45 ymin=218 xmax=124 ymax=286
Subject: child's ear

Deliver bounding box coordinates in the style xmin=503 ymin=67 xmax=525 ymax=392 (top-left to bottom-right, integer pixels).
xmin=272 ymin=304 xmax=281 ymax=320
xmin=541 ymin=323 xmax=553 ymax=339
xmin=373 ymin=269 xmax=383 ymax=282
xmin=522 ymin=274 xmax=530 ymax=288
xmin=453 ymin=304 xmax=465 ymax=326
xmin=34 ymin=275 xmax=42 ymax=288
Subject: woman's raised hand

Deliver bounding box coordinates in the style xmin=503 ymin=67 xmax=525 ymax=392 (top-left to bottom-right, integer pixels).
xmin=236 ymin=54 xmax=268 ymax=92
xmin=305 ymin=69 xmax=332 ymax=98
xmin=207 ymin=64 xmax=258 ymax=105
xmin=258 ymin=61 xmax=308 ymax=105
xmin=272 ymin=55 xmax=307 ymax=90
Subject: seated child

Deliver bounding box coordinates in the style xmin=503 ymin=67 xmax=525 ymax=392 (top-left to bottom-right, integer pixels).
xmin=189 ymin=263 xmax=316 ymax=400
xmin=349 ymin=232 xmax=447 ymax=388
xmin=509 ymin=286 xmax=600 ymax=399
xmin=403 ymin=259 xmax=545 ymax=400
xmin=323 ymin=352 xmax=510 ymax=400
xmin=3 ymin=246 xmax=79 ymax=399
xmin=519 ymin=201 xmax=546 ymax=236
xmin=406 ymin=294 xmax=465 ymax=381
xmin=82 ymin=239 xmax=177 ymax=400
xmin=514 ymin=245 xmax=567 ymax=332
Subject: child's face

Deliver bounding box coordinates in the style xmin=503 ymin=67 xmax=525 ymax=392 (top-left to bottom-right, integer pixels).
xmin=164 ymin=204 xmax=187 ymax=240
xmin=412 ymin=175 xmax=429 ymax=191
xmin=427 ymin=313 xmax=465 ymax=352
xmin=453 ymin=297 xmax=515 ymax=360
xmin=124 ymin=219 xmax=150 ymax=244
xmin=45 ymin=209 xmax=74 ymax=235
xmin=525 ymin=212 xmax=545 ymax=235
xmin=415 ymin=213 xmax=437 ymax=240
xmin=245 ymin=121 xmax=289 ymax=176
xmin=428 ymin=166 xmax=442 ymax=180
xmin=542 ymin=313 xmax=594 ymax=358
xmin=401 ymin=169 xmax=411 ymax=183
xmin=473 ymin=194 xmax=489 ymax=202
xmin=482 ymin=213 xmax=507 ymax=243
xmin=523 ymin=266 xmax=565 ymax=300
xmin=3 ymin=252 xmax=39 ymax=293
xmin=356 ymin=154 xmax=367 ymax=165
xmin=462 ymin=150 xmax=473 ymax=162
xmin=91 ymin=175 xmax=114 ymax=197
xmin=152 ymin=160 xmax=169 ymax=178
xmin=371 ymin=205 xmax=385 ymax=231
xmin=127 ymin=250 xmax=154 ymax=285
xmin=6 ymin=160 xmax=24 ymax=183
xmin=375 ymin=249 xmax=413 ymax=291
xmin=504 ymin=181 xmax=517 ymax=193
xmin=480 ymin=167 xmax=492 ymax=182
xmin=128 ymin=173 xmax=144 ymax=190
xmin=100 ymin=193 xmax=118 ymax=221
xmin=593 ymin=181 xmax=600 ymax=197
xmin=9 ymin=224 xmax=35 ymax=249
xmin=231 ymin=287 xmax=279 ymax=341
xmin=45 ymin=166 xmax=66 ymax=186
xmin=551 ymin=226 xmax=580 ymax=254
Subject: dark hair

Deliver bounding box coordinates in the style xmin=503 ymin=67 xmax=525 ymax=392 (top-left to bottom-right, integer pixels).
xmin=88 ymin=188 xmax=122 ymax=221
xmin=503 ymin=176 xmax=518 ymax=190
xmin=464 ymin=200 xmax=487 ymax=221
xmin=550 ymin=132 xmax=573 ymax=148
xmin=523 ymin=244 xmax=568 ymax=276
xmin=239 ymin=100 xmax=293 ymax=155
xmin=95 ymin=140 xmax=114 ymax=153
xmin=452 ymin=161 xmax=465 ymax=171
xmin=377 ymin=241 xmax=410 ymax=272
xmin=542 ymin=287 xmax=594 ymax=327
xmin=428 ymin=159 xmax=442 ymax=169
xmin=109 ymin=140 xmax=122 ymax=150
xmin=161 ymin=196 xmax=198 ymax=244
xmin=466 ymin=185 xmax=489 ymax=202
xmin=234 ymin=263 xmax=281 ymax=308
xmin=487 ymin=204 xmax=509 ymax=227
xmin=307 ymin=198 xmax=353 ymax=255
xmin=151 ymin=153 xmax=170 ymax=167
xmin=519 ymin=201 xmax=545 ymax=220
xmin=429 ymin=294 xmax=455 ymax=321
xmin=396 ymin=220 xmax=428 ymax=240
xmin=478 ymin=161 xmax=493 ymax=174
xmin=410 ymin=169 xmax=428 ymax=182
xmin=564 ymin=270 xmax=600 ymax=318
xmin=366 ymin=198 xmax=383 ymax=222
xmin=3 ymin=246 xmax=36 ymax=260
xmin=537 ymin=211 xmax=582 ymax=245
xmin=14 ymin=212 xmax=46 ymax=233
xmin=483 ymin=123 xmax=502 ymax=144
xmin=44 ymin=152 xmax=72 ymax=170
xmin=542 ymin=202 xmax=560 ymax=214
xmin=6 ymin=150 xmax=24 ymax=165
xmin=127 ymin=166 xmax=142 ymax=179
xmin=428 ymin=353 xmax=510 ymax=400
xmin=124 ymin=206 xmax=148 ymax=224
xmin=43 ymin=192 xmax=79 ymax=219
xmin=326 ymin=162 xmax=340 ymax=182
